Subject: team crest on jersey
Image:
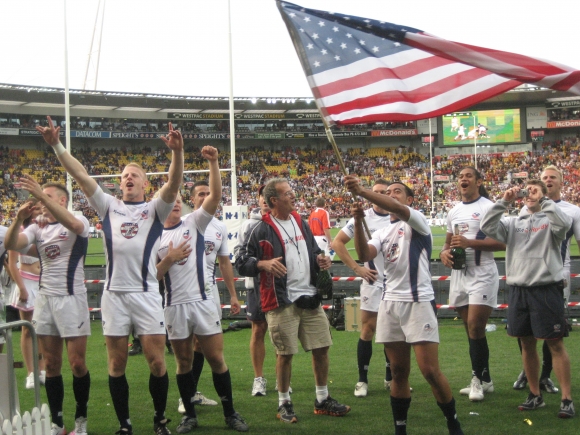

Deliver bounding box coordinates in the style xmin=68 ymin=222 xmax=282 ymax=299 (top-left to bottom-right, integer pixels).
xmin=175 ymin=257 xmax=188 ymax=266
xmin=45 ymin=244 xmax=60 ymax=259
xmin=205 ymin=241 xmax=215 ymax=255
xmin=58 ymin=231 xmax=68 ymax=240
xmin=121 ymin=222 xmax=139 ymax=239
xmin=458 ymin=222 xmax=469 ymax=234
xmin=385 ymin=243 xmax=400 ymax=263
xmin=215 ymin=232 xmax=222 ymax=240
xmin=183 ymin=229 xmax=191 ymax=240
xmin=472 ymin=212 xmax=481 ymax=219
xmin=397 ymin=227 xmax=404 ymax=237
xmin=141 ymin=210 xmax=149 ymax=220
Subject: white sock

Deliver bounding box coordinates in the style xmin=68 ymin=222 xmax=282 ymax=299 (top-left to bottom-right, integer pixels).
xmin=278 ymin=391 xmax=291 ymax=406
xmin=316 ymin=385 xmax=328 ymax=403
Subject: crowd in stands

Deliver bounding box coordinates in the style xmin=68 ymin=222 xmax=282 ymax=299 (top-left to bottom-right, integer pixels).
xmin=1 ymin=114 xmax=415 ymax=135
xmin=1 ymin=136 xmax=580 ymax=227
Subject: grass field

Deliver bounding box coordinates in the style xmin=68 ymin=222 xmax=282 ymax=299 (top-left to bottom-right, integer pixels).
xmin=87 ymin=226 xmax=542 ymax=267
xmin=10 ymin=319 xmax=580 ymax=434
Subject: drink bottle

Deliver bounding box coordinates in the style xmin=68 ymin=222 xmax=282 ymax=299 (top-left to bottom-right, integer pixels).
xmin=451 ymin=224 xmax=466 ymax=270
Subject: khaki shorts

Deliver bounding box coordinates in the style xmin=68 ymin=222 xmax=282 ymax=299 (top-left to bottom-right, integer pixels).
xmin=375 ymin=300 xmax=439 ymax=344
xmin=266 ymin=304 xmax=332 ymax=355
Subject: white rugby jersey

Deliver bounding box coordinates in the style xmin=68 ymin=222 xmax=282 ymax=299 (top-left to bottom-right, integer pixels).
xmin=369 ymin=208 xmax=433 ymax=302
xmin=446 ymin=196 xmax=495 ymax=266
xmin=204 ymin=218 xmax=230 ymax=286
xmin=88 ymin=186 xmax=173 ymax=292
xmin=521 ymin=200 xmax=580 ymax=269
xmin=340 ymin=207 xmax=390 ymax=286
xmin=158 ymin=207 xmax=213 ymax=306
xmin=22 ymin=218 xmax=89 ymax=296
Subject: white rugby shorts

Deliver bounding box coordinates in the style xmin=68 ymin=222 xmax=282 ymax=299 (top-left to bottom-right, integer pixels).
xmin=359 ymin=283 xmax=383 ymax=313
xmin=33 ymin=293 xmax=91 ymax=338
xmin=449 ymin=263 xmax=499 ymax=308
xmin=101 ymin=291 xmax=166 ymax=336
xmin=375 ymin=300 xmax=439 ymax=344
xmin=164 ymin=299 xmax=222 ymax=340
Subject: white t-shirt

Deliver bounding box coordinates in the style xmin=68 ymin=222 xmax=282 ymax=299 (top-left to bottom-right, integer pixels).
xmin=447 ymin=196 xmax=495 ymax=266
xmin=157 ymin=208 xmax=214 ymax=306
xmin=271 ymin=215 xmax=316 ymax=302
xmin=340 ymin=207 xmax=390 ymax=286
xmin=204 ymin=218 xmax=230 ymax=286
xmin=88 ymin=186 xmax=173 ymax=292
xmin=369 ymin=208 xmax=434 ymax=302
xmin=23 ymin=218 xmax=89 ymax=297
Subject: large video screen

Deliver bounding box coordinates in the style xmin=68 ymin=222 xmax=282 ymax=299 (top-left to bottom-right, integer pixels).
xmin=442 ymin=109 xmax=521 ymax=145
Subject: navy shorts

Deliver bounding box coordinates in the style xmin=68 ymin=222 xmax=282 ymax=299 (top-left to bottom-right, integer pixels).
xmin=507 ymin=282 xmax=567 ymax=340
xmin=246 ymin=287 xmax=266 ymax=322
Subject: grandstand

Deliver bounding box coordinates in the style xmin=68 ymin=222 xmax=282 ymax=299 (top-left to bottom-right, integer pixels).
xmin=1 ymin=82 xmax=580 ymax=227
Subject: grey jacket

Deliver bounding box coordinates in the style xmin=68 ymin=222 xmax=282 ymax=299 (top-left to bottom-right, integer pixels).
xmin=481 ymin=198 xmax=572 ymax=287
xmin=234 ymin=208 xmax=263 ymax=290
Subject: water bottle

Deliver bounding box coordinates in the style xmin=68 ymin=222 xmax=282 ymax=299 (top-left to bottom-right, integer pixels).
xmin=451 ymin=224 xmax=466 ymax=270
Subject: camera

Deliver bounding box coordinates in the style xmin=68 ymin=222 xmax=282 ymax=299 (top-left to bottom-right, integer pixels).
xmin=516 ymin=189 xmax=528 ymax=198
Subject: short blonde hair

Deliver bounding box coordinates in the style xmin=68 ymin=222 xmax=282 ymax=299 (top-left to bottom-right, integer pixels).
xmin=123 ymin=162 xmax=147 ymax=180
xmin=542 ymin=165 xmax=563 ymax=182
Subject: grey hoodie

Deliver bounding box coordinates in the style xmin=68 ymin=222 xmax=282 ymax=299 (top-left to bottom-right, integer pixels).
xmin=481 ymin=198 xmax=571 ymax=287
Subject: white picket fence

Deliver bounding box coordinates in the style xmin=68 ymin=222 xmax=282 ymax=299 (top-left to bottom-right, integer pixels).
xmin=0 ymin=405 xmax=51 ymax=435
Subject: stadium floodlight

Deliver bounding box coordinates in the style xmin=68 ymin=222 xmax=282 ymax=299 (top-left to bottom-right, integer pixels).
xmin=0 ymin=100 xmax=26 ymax=106
xmin=23 ymin=102 xmax=66 ymax=108
xmin=114 ymin=107 xmax=160 ymax=112
xmin=72 ymin=105 xmax=118 ymax=110
xmin=251 ymin=98 xmax=257 ymax=104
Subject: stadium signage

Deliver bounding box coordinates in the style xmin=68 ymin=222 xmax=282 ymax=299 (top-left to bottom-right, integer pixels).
xmin=71 ymin=131 xmax=110 ymax=138
xmin=433 ymin=175 xmax=450 ymax=182
xmin=189 ymin=133 xmax=230 ymax=139
xmin=371 ymin=129 xmax=418 ymax=136
xmin=256 ymin=133 xmax=284 ymax=139
xmin=20 ymin=129 xmax=65 ymax=136
xmin=304 ymin=131 xmax=369 ymax=138
xmin=103 ymin=183 xmax=116 ymax=189
xmin=546 ymin=99 xmax=580 ymax=108
xmin=547 ymin=120 xmax=580 ymax=128
xmin=168 ymin=112 xmax=321 ymax=120
xmin=512 ymin=172 xmax=528 ymax=178
xmin=168 ymin=113 xmax=226 ymax=119
xmin=0 ymin=128 xmax=19 ymax=136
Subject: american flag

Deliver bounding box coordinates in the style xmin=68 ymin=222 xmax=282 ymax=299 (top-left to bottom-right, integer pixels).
xmin=277 ymin=1 xmax=580 ymax=126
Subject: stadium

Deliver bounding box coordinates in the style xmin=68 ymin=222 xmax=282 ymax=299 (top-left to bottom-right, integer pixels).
xmin=1 ymin=2 xmax=580 ymax=434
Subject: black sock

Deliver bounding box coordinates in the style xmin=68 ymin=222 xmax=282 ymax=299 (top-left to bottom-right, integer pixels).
xmin=109 ymin=374 xmax=131 ymax=429
xmin=212 ymin=370 xmax=235 ymax=417
xmin=437 ymin=398 xmax=463 ymax=435
xmin=45 ymin=375 xmax=64 ymax=427
xmin=469 ymin=337 xmax=491 ymax=382
xmin=541 ymin=340 xmax=553 ymax=379
xmin=176 ymin=371 xmax=197 ymax=418
xmin=357 ymin=339 xmax=372 ymax=383
xmin=385 ymin=349 xmax=392 ymax=381
xmin=390 ymin=396 xmax=411 ymax=435
xmin=73 ymin=371 xmax=90 ymax=419
xmin=192 ymin=351 xmax=205 ymax=388
xmin=149 ymin=372 xmax=169 ymax=424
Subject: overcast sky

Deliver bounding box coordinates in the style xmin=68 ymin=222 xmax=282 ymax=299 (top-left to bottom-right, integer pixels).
xmin=1 ymin=0 xmax=578 ymax=98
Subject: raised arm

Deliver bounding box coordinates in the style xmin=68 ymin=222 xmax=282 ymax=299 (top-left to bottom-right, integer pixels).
xmin=36 ymin=116 xmax=98 ymax=197
xmin=5 ymin=202 xmax=36 ymax=251
xmin=158 ymin=122 xmax=185 ymax=204
xmin=199 ymin=146 xmax=222 ymax=216
xmin=218 ymin=255 xmax=240 ymax=315
xmin=352 ymin=203 xmax=378 ymax=262
xmin=19 ymin=174 xmax=85 ymax=235
xmin=344 ymin=175 xmax=410 ymax=221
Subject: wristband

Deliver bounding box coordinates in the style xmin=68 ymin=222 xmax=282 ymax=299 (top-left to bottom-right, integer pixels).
xmin=54 ymin=142 xmax=66 ymax=156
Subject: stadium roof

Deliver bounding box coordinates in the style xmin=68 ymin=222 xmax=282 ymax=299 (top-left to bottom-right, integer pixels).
xmin=0 ymin=82 xmax=573 ymax=119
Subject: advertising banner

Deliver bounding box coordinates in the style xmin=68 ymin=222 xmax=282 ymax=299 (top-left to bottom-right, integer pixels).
xmin=547 ymin=120 xmax=580 ymax=128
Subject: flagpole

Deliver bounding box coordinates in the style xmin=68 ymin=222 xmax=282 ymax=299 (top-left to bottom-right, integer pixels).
xmin=63 ymin=0 xmax=72 ymax=212
xmin=227 ymin=0 xmax=237 ymax=206
xmin=473 ymin=114 xmax=477 ymax=170
xmin=429 ymin=119 xmax=434 ymax=215
xmin=322 ymin=118 xmax=372 ymax=239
